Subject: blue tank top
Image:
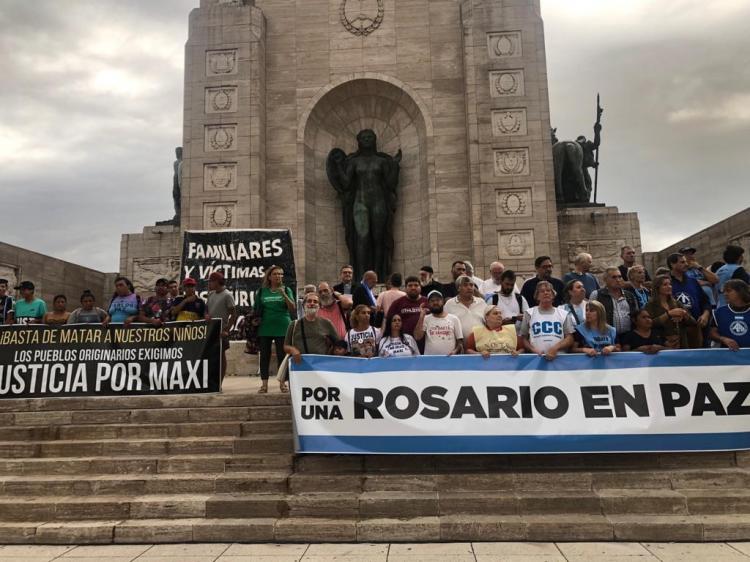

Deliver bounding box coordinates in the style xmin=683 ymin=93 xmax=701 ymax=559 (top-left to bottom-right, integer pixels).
xmin=575 ymin=323 xmax=617 ymax=352
xmin=713 ymin=305 xmax=750 ymax=347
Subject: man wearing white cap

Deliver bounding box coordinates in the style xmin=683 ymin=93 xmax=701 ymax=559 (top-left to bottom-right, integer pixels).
xmin=414 ymin=290 xmax=463 ymax=356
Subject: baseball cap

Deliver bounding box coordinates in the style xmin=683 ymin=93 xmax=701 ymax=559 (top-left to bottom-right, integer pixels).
xmin=15 ymin=281 xmax=34 ymax=291
xmin=679 ymin=246 xmax=697 ymax=254
xmin=182 ymin=277 xmax=197 ymax=286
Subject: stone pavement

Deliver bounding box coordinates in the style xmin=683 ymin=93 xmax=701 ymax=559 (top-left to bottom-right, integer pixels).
xmin=2 ymin=542 xmax=750 ymax=561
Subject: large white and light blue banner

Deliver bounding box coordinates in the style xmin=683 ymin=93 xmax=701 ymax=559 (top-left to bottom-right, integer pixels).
xmin=290 ymin=350 xmax=750 ymax=454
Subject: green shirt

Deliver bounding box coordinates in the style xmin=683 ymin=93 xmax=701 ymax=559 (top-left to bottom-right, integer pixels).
xmin=258 ymin=287 xmax=294 ymax=337
xmin=12 ymin=298 xmax=47 ymax=324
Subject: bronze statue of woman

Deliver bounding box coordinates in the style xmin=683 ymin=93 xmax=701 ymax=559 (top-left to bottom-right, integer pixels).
xmin=326 ymin=129 xmax=401 ymax=279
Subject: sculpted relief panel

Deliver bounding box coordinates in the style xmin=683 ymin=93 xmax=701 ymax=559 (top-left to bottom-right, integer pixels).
xmin=494 ymin=148 xmax=530 ymax=176
xmin=491 ymin=109 xmax=527 ymax=136
xmin=205 ymin=86 xmax=238 ymax=114
xmin=132 ymin=257 xmax=180 ymax=295
xmin=496 ymin=188 xmax=532 ymax=218
xmin=498 ymin=230 xmax=535 ymax=260
xmin=339 ymin=0 xmax=385 ymax=37
xmin=489 ymin=70 xmax=525 ymax=98
xmin=204 ymin=125 xmax=237 ymax=152
xmin=204 ymin=203 xmax=236 ymax=229
xmin=487 ymin=31 xmax=522 ymax=59
xmin=206 ymin=49 xmax=237 ymax=76
xmin=204 ymin=163 xmax=237 ymax=191
xmin=0 ymin=264 xmax=19 ymax=290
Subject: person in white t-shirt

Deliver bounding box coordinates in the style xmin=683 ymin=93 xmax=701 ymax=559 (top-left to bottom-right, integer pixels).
xmin=378 ymin=313 xmax=420 ymax=357
xmin=486 ymin=269 xmax=528 ymax=330
xmin=519 ymin=281 xmax=575 ymax=359
xmin=346 ymin=304 xmax=382 ymax=358
xmin=444 ymin=275 xmax=486 ymax=337
xmin=414 ymin=290 xmax=463 ymax=355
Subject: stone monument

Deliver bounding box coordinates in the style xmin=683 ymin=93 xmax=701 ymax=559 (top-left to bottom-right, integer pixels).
xmin=121 ymin=0 xmax=643 ymax=286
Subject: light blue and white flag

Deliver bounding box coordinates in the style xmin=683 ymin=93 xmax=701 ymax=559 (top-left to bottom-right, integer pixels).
xmin=290 ymin=350 xmax=750 ymax=454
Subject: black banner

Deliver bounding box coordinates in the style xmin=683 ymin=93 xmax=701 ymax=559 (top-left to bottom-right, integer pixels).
xmin=0 ymin=320 xmax=222 ymax=399
xmin=181 ymin=229 xmax=297 ymax=316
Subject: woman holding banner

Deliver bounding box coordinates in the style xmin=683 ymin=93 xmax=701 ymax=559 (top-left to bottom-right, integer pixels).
xmin=571 ymin=300 xmax=619 ymax=356
xmin=108 ymin=277 xmax=141 ymax=325
xmin=378 ymin=313 xmax=419 ymax=357
xmin=346 ymin=304 xmax=382 ymax=358
xmin=621 ymin=309 xmax=666 ymax=353
xmin=519 ymin=281 xmax=575 ymax=360
xmin=466 ymin=306 xmax=520 ymax=358
xmin=645 ymin=275 xmax=695 ymax=349
xmin=710 ymin=279 xmax=750 ymax=350
xmin=256 ymin=266 xmax=296 ymax=394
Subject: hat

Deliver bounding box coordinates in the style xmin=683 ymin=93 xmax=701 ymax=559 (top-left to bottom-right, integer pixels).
xmin=420 ymin=265 xmax=434 ymax=274
xmin=426 ymin=290 xmax=444 ymax=300
xmin=679 ymin=246 xmax=697 ymax=254
xmin=208 ymin=271 xmax=225 ymax=283
xmin=182 ymin=277 xmax=197 ymax=286
xmin=15 ymin=281 xmax=34 ymax=291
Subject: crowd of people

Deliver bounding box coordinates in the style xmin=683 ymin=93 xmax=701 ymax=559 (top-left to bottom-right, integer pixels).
xmin=243 ymin=244 xmax=749 ymax=393
xmin=1 ymin=243 xmax=748 ymax=393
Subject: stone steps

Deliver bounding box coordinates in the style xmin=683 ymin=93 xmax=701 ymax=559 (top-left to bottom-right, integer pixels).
xmin=0 ymin=393 xmax=291 ymax=413
xmin=0 ymin=434 xmax=294 ymax=458
xmin=1 ymin=392 xmax=749 ymax=543
xmin=0 ymin=453 xmax=294 ymax=475
xmin=2 ymin=513 xmax=750 ymax=544
xmin=2 ymin=489 xmax=750 ymax=523
xmin=0 ymin=420 xmax=292 ymax=441
xmin=3 ymin=405 xmax=291 ymax=426
xmin=0 ymin=471 xmax=291 ymax=496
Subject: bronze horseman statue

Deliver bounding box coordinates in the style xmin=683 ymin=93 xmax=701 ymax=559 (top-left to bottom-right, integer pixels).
xmin=327 ymin=129 xmax=401 ymax=279
xmin=552 ymin=96 xmax=604 ymax=204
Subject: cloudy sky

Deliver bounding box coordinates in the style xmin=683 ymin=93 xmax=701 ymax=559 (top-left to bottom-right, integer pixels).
xmin=0 ymin=0 xmax=748 ymax=272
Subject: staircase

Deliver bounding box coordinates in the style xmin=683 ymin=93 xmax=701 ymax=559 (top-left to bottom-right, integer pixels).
xmin=1 ymin=392 xmax=749 ymax=544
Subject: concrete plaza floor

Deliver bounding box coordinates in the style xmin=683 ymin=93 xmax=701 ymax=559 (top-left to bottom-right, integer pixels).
xmin=2 ymin=542 xmax=750 ymax=561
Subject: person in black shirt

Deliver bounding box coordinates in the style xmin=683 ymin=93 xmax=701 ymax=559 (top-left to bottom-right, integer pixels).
xmin=619 ymin=245 xmax=651 ymax=287
xmin=620 ymin=309 xmax=666 ymax=353
xmin=419 ymin=265 xmax=443 ymax=297
xmin=332 ymin=264 xmax=360 ymax=296
xmin=520 ymin=256 xmax=565 ymax=307
xmin=0 ymin=279 xmax=13 ymax=325
xmin=440 ymin=261 xmax=467 ymax=299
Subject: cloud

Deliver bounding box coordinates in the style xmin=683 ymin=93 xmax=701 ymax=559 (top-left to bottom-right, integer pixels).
xmin=542 ymin=0 xmax=750 ymax=252
xmin=0 ymin=0 xmax=746 ymax=273
xmin=0 ymin=0 xmax=193 ymax=271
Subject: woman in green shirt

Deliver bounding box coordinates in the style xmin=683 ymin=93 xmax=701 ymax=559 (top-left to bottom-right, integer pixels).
xmin=256 ymin=266 xmax=296 ymax=393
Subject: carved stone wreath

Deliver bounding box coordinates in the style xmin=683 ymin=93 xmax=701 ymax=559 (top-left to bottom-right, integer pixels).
xmin=494 ymin=72 xmax=520 ymax=96
xmin=340 ymin=0 xmax=385 ymax=37
xmin=210 ymin=206 xmax=233 ymax=228
xmin=211 ymin=89 xmax=234 ymax=112
xmin=501 ymin=192 xmax=527 ymax=215
xmin=210 ymin=127 xmax=234 ymax=151
xmin=494 ymin=149 xmax=528 ymax=176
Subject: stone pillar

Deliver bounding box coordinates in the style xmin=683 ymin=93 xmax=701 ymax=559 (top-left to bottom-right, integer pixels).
xmin=460 ymin=0 xmax=560 ymax=279
xmin=182 ymin=0 xmax=266 ymax=231
xmin=558 ymin=206 xmax=643 ymax=277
